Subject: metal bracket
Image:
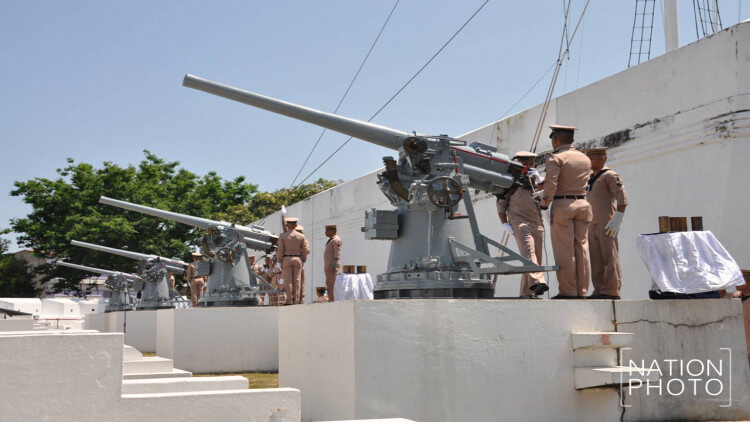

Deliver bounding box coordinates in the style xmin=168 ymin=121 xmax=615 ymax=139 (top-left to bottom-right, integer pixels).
xmin=448 ymin=236 xmax=558 ymax=275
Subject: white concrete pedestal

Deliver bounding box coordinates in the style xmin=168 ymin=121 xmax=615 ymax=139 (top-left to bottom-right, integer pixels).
xmin=279 ymin=299 xmax=750 ymax=422
xmin=156 ymin=307 xmax=279 ymax=373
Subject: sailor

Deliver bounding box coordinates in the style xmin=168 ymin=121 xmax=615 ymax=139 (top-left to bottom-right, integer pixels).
xmin=533 ymin=125 xmax=592 ymax=299
xmin=324 ymin=224 xmax=343 ymax=302
xmin=186 ymin=252 xmax=207 ymax=307
xmin=276 ymin=216 xmax=310 ymax=305
xmin=295 ymin=224 xmax=307 ymax=304
xmin=585 ymin=148 xmax=628 ymax=300
xmin=497 ymin=151 xmax=548 ymax=298
xmin=313 ymin=286 xmax=330 ymax=303
xmin=260 ymin=254 xmax=284 ymax=306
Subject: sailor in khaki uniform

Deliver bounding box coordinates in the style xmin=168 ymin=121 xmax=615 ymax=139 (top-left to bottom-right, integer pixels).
xmin=496 ymin=151 xmax=548 ymax=297
xmin=534 ymin=125 xmax=592 ymax=298
xmin=186 ymin=252 xmax=207 ymax=307
xmin=585 ymin=148 xmax=628 ymax=299
xmin=323 ymin=224 xmax=343 ymax=302
xmin=313 ymin=286 xmax=330 ymax=303
xmin=276 ymin=217 xmax=310 ymax=305
xmin=295 ymin=224 xmax=307 ymax=304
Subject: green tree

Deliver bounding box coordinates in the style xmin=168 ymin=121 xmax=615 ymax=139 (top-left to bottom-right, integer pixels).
xmin=0 ymin=239 xmax=41 ymax=298
xmin=214 ymin=178 xmax=342 ymax=225
xmin=10 ymin=151 xmax=259 ymax=296
xmin=9 ymin=152 xmax=341 ymax=297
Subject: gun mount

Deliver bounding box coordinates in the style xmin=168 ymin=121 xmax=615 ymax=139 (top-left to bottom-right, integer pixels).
xmin=55 ymin=260 xmax=139 ymax=312
xmin=71 ymin=240 xmax=186 ymax=310
xmin=183 ymin=74 xmax=557 ymax=299
xmin=98 ymin=197 xmax=279 ymax=306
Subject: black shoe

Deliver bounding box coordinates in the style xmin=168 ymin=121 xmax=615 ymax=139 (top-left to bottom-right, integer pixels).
xmin=587 ymin=294 xmax=621 ymax=300
xmin=551 ymin=294 xmax=581 ymax=299
xmin=530 ymin=283 xmax=549 ymax=296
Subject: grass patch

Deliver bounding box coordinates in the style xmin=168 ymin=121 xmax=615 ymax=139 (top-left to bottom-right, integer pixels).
xmin=141 ymin=352 xmax=156 ymax=357
xmin=193 ymin=372 xmax=279 ymax=389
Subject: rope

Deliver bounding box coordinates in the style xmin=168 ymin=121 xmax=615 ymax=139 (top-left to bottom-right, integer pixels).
xmin=293 ymin=0 xmax=491 ymax=187
xmin=289 ymin=0 xmax=400 ymax=187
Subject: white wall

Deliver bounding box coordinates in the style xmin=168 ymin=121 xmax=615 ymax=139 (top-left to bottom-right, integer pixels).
xmin=279 ymin=299 xmax=750 ymax=422
xmin=157 ymin=307 xmax=279 ymax=373
xmin=0 ymin=331 xmax=301 ymax=422
xmin=85 ymin=310 xmax=158 ymax=353
xmin=260 ymin=21 xmax=750 ymax=299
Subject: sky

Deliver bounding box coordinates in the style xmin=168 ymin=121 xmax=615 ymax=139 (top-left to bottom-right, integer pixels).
xmin=1 ymin=0 xmax=747 ymax=251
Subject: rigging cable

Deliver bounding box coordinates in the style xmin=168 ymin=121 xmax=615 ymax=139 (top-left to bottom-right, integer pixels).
xmin=293 ymin=0 xmax=491 ymax=187
xmin=289 ymin=0 xmax=400 ymax=188
xmin=530 ymin=0 xmax=591 ymax=153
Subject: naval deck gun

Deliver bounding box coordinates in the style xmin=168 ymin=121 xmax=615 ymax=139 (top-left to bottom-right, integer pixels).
xmin=71 ymin=240 xmax=186 ymax=310
xmin=55 ymin=260 xmax=139 ymax=312
xmin=182 ymin=74 xmax=557 ymax=299
xmin=98 ymin=197 xmax=278 ymax=306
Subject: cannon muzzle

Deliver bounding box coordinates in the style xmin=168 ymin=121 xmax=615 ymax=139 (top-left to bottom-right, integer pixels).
xmin=183 ymin=74 xmax=411 ymax=151
xmin=55 ymin=260 xmax=140 ymax=281
xmin=99 ymin=196 xmax=276 ymax=251
xmin=71 ymin=240 xmax=189 ymax=271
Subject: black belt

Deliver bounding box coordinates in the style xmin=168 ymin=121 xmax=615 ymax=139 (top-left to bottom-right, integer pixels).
xmin=553 ymin=195 xmax=585 ymax=200
xmin=283 ymin=254 xmax=301 ymax=257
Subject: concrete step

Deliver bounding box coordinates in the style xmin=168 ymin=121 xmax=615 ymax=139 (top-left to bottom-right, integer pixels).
xmin=574 ymin=366 xmax=660 ymax=389
xmin=123 ymin=368 xmax=193 ymax=380
xmin=572 ymin=332 xmax=634 ymax=350
xmin=123 ymin=345 xmax=143 ymax=361
xmin=122 ymin=376 xmax=248 ymax=394
xmin=123 ymin=356 xmax=174 ymax=375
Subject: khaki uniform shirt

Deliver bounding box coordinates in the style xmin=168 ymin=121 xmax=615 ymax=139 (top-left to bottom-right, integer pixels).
xmin=324 ymin=235 xmax=343 ymax=269
xmin=586 ymin=166 xmax=628 ymax=224
xmin=277 ymin=229 xmax=310 ymax=262
xmin=496 ymin=187 xmax=542 ymax=225
xmin=540 ymin=145 xmax=591 ymax=208
xmin=186 ymin=263 xmax=204 ymax=282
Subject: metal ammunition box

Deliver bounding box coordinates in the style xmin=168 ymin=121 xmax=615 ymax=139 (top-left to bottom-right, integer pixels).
xmin=361 ymin=209 xmax=399 ymax=239
xmin=195 ymin=261 xmax=212 ymax=277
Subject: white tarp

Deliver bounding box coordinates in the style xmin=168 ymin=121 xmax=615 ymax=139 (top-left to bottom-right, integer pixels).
xmin=636 ymin=231 xmax=744 ymax=293
xmin=333 ymin=273 xmax=374 ymax=301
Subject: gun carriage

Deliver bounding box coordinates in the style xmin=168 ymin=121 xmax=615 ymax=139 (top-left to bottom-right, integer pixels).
xmin=183 ymin=74 xmax=557 ymax=299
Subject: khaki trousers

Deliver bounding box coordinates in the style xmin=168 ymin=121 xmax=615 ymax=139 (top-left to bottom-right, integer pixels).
xmin=189 ymin=278 xmax=206 ymax=307
xmin=509 ymin=218 xmax=546 ymax=296
xmin=325 ymin=269 xmax=338 ymax=302
xmin=550 ymin=199 xmax=592 ymax=296
xmin=281 ymin=257 xmax=303 ymax=305
xmin=588 ymin=222 xmax=622 ymax=296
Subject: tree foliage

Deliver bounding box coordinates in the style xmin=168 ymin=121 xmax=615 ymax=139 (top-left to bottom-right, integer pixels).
xmin=0 ymin=239 xmax=41 ymax=298
xmin=214 ymin=178 xmax=341 ymax=226
xmin=9 ymin=151 xmax=340 ymax=296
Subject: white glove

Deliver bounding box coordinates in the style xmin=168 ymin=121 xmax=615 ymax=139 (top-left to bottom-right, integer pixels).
xmin=275 ymin=263 xmax=282 ymax=271
xmin=502 ymin=222 xmax=514 ymax=235
xmin=281 ymin=205 xmax=287 ymax=215
xmin=531 ymin=190 xmax=543 ymax=201
xmin=528 ymin=168 xmax=544 ymax=184
xmin=278 ymin=278 xmax=284 ymax=285
xmin=605 ymin=211 xmax=625 ymax=237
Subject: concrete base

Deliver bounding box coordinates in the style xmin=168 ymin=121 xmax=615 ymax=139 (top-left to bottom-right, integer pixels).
xmin=0 ymin=331 xmax=300 ymax=422
xmin=0 ymin=317 xmax=34 ymax=331
xmin=86 ymin=310 xmax=157 ymax=352
xmin=279 ymin=299 xmax=750 ymax=422
xmin=156 ymin=307 xmax=279 ymax=373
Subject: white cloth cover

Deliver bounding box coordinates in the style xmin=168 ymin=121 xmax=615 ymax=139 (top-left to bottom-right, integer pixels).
xmin=333 ymin=273 xmax=374 ymax=301
xmin=636 ymin=231 xmax=744 ymax=293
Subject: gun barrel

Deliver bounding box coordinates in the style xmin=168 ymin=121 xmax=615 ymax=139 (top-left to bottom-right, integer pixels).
xmin=72 ymin=240 xmax=190 ymax=269
xmin=55 ymin=261 xmax=140 ymax=281
xmin=183 ymin=74 xmax=409 ymax=151
xmin=100 ymin=196 xmax=276 ymax=251
xmin=100 ymin=196 xmax=217 ymax=230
